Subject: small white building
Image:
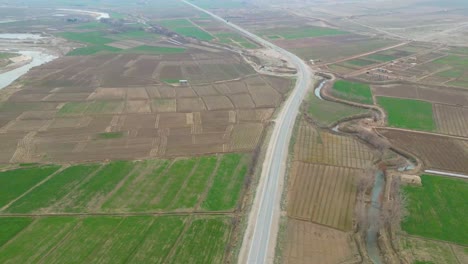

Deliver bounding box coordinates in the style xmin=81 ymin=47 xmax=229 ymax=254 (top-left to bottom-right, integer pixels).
xmin=179 ymin=80 xmax=188 ymax=85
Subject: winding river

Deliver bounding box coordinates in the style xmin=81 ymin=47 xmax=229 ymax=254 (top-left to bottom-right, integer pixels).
xmin=0 ymin=34 xmax=58 ymax=90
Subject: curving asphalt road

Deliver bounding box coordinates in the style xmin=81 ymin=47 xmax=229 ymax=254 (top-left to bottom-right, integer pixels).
xmin=182 ymin=1 xmax=313 ymax=263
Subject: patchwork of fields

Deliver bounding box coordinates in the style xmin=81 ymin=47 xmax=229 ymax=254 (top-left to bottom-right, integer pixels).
xmin=0 ymin=52 xmax=292 ymax=163
xmin=0 ymin=152 xmax=250 ymax=263
xmin=378 ymin=129 xmax=468 ymax=174
xmin=282 ymin=119 xmax=374 ymax=262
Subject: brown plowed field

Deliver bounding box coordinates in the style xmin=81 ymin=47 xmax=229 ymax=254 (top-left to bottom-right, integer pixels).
xmin=202 ymin=96 xmax=234 ymax=110
xmin=434 ymin=104 xmax=468 ymax=137
xmin=372 ymin=84 xmax=468 ymax=106
xmin=284 ymin=219 xmax=359 ymax=264
xmin=378 ymin=129 xmax=468 ymax=173
xmin=230 ymin=123 xmax=264 ymax=151
xmin=0 ymin=50 xmax=293 ymax=163
xmin=295 ymin=120 xmax=375 ymax=169
xmin=288 ymin=162 xmax=359 ymax=231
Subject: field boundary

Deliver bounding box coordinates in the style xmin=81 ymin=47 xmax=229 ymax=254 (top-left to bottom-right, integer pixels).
xmin=0 ymin=166 xmax=69 ymax=212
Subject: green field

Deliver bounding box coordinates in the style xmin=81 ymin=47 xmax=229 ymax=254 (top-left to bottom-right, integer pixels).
xmin=202 ymin=154 xmax=248 ymax=211
xmin=159 ymin=19 xmax=214 ymax=41
xmin=0 ymin=218 xmax=33 ymax=247
xmin=0 ymin=153 xmax=246 ymax=261
xmin=364 ymin=53 xmax=397 ymax=62
xmin=437 ymin=69 xmax=464 ymax=78
xmin=76 ymin=21 xmax=109 ymax=30
xmin=434 ymin=55 xmax=468 ymax=67
xmin=0 ymin=154 xmax=248 ymax=213
xmin=0 ymin=216 xmax=230 ymax=263
xmin=259 ymin=26 xmax=348 ymax=40
xmin=0 ymin=165 xmax=61 ymax=208
xmin=378 ymin=97 xmax=435 ymax=131
xmin=192 ymin=0 xmax=248 ymax=8
xmin=402 ymin=175 xmax=468 ymax=245
xmin=215 ymin=32 xmax=258 ymax=49
xmin=0 ymin=52 xmax=17 ymax=59
xmin=98 ymin=132 xmax=125 ymax=139
xmin=127 ymin=45 xmax=186 ymax=54
xmin=307 ymin=90 xmax=370 ymax=127
xmin=5 ymin=164 xmax=100 ymax=213
xmin=57 ymin=102 xmax=89 ymax=116
xmin=67 ymin=45 xmax=122 ymax=56
xmin=59 ymin=31 xmax=114 ymax=45
xmin=85 ymin=101 xmax=124 ymax=114
xmin=331 ymin=80 xmax=373 ymax=104
xmin=170 ymin=218 xmax=230 ymax=263
xmin=109 ymin=30 xmax=160 ymax=40
xmin=345 ymin=59 xmax=376 ymax=67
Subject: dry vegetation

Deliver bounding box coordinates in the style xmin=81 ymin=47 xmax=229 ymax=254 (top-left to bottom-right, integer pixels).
xmin=282 ymin=118 xmax=377 ymax=262
xmin=378 ymin=128 xmax=468 ymax=174
xmin=283 ymin=219 xmax=359 ymax=264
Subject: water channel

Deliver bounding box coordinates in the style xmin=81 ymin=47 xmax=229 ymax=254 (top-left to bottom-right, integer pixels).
xmin=366 ymin=170 xmax=385 ymax=264
xmin=314 ymin=79 xmax=326 ymax=100
xmin=0 ymin=34 xmax=58 ymax=90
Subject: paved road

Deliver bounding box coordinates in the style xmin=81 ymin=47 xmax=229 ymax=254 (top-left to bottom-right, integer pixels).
xmin=182 ymin=1 xmax=312 ymax=263
xmin=424 ymin=170 xmax=468 ymax=179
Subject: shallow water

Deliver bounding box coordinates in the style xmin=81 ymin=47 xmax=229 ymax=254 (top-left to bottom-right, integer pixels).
xmin=314 ymin=80 xmax=326 ymax=100
xmin=0 ymin=33 xmax=44 ymax=40
xmin=366 ymin=170 xmax=384 ymax=264
xmin=0 ymin=51 xmax=57 ymax=90
xmin=56 ymin=8 xmax=110 ymax=20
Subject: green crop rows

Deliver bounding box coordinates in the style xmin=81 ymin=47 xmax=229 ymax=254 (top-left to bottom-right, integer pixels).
xmin=0 ymin=216 xmax=230 ymax=263
xmin=331 ymin=80 xmax=373 ymax=104
xmin=402 ymin=175 xmax=468 ymax=245
xmin=378 ymin=97 xmax=435 ymax=131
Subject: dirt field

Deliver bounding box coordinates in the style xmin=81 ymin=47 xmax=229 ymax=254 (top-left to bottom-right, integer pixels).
xmin=283 ymin=219 xmax=359 ymax=264
xmin=434 ymin=104 xmax=468 ymax=137
xmin=371 ymin=83 xmax=468 ymax=107
xmin=294 ymin=120 xmax=375 ymax=169
xmin=287 ymin=162 xmax=359 ymax=231
xmin=0 ymin=51 xmax=292 ymax=163
xmin=377 ymin=128 xmax=468 ymax=174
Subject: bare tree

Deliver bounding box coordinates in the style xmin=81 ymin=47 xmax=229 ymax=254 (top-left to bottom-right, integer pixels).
xmin=355 ymin=168 xmax=376 ymax=233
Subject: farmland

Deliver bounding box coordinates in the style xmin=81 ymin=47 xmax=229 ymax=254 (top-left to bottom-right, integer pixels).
xmin=402 ymin=174 xmax=468 ymax=245
xmin=1 ymin=154 xmax=249 ymax=214
xmin=377 ymin=129 xmax=468 ymax=174
xmin=0 ymin=51 xmax=289 ymax=163
xmin=378 ymin=97 xmax=435 ymax=131
xmin=0 ymin=153 xmax=249 ymax=262
xmin=0 ymin=216 xmax=231 ymax=264
xmin=294 ymin=120 xmax=375 ymax=169
xmin=0 ymin=165 xmax=61 ymax=208
xmin=306 ymin=89 xmax=370 ymax=127
xmin=280 ymin=118 xmax=373 ymax=262
xmin=434 ymin=104 xmax=468 ymax=137
xmin=287 ymin=162 xmax=359 ymax=230
xmin=371 ymin=83 xmax=468 ymax=107
xmin=331 ymin=80 xmax=373 ymax=104
xmin=159 ymin=19 xmax=214 ymax=41
xmin=283 ymin=220 xmax=359 ymax=264
xmin=257 ymin=26 xmax=348 ymax=40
